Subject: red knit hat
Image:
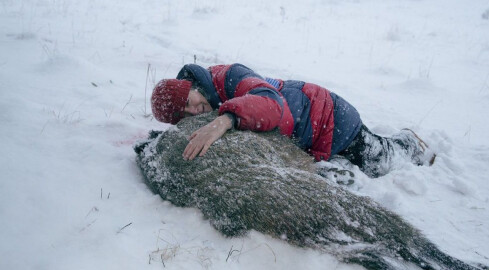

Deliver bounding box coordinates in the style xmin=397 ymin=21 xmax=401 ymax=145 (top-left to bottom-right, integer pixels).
xmin=151 ymin=79 xmax=192 ymax=124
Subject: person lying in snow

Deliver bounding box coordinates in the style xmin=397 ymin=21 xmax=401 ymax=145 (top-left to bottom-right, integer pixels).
xmin=150 ymin=63 xmax=435 ymax=178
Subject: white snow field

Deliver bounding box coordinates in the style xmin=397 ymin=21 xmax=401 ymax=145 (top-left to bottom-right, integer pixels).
xmin=1 ymin=0 xmax=488 ymax=269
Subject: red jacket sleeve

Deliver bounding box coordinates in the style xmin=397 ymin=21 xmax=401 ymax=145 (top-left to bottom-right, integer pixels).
xmin=209 ymin=64 xmax=285 ymax=132
xmin=219 ymin=94 xmax=283 ymax=131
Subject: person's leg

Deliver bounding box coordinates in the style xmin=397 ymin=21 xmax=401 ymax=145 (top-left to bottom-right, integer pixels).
xmin=339 ymin=125 xmax=434 ymax=178
xmin=394 ymin=128 xmax=436 ymax=167
xmin=339 ymin=125 xmax=393 ymax=178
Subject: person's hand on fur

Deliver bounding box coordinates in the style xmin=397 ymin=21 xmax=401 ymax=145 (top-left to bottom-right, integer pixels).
xmin=183 ymin=115 xmax=232 ymax=160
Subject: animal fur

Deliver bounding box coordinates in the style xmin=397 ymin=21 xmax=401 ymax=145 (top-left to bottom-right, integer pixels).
xmin=134 ymin=111 xmax=483 ymax=270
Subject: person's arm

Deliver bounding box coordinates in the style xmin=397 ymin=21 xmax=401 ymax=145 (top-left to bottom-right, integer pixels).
xmin=182 ymin=114 xmax=234 ymax=161
xmin=212 ymin=64 xmax=285 ymax=132
xmin=219 ymin=89 xmax=283 ymax=132
xmin=184 ymin=64 xmax=284 ymax=160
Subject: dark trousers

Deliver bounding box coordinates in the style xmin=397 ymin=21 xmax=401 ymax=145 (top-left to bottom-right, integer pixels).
xmin=338 ymin=125 xmax=422 ymax=178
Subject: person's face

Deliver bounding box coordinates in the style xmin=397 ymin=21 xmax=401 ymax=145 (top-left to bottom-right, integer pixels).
xmin=184 ymin=89 xmax=212 ymax=116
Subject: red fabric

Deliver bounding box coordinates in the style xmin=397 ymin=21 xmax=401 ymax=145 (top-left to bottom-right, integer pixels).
xmin=234 ymin=77 xmax=293 ymax=135
xmin=277 ymin=98 xmax=294 ymax=137
xmin=151 ymin=79 xmax=192 ymax=124
xmin=208 ymin=65 xmax=231 ymax=102
xmin=234 ymin=78 xmax=275 ymax=97
xmin=210 ymin=65 xmax=292 ymax=135
xmin=208 ymin=64 xmax=294 ymax=137
xmin=219 ymin=95 xmax=283 ymax=132
xmin=301 ymin=83 xmax=335 ymax=161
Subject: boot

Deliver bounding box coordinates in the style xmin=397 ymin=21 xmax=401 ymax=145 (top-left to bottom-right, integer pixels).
xmin=397 ymin=129 xmax=436 ymax=166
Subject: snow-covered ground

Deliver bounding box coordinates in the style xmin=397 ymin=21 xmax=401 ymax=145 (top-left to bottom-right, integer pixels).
xmin=1 ymin=0 xmax=488 ymax=269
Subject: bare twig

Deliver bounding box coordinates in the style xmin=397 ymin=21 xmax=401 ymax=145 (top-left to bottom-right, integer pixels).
xmin=475 ymin=251 xmax=489 ymax=260
xmin=226 ymin=245 xmax=240 ymax=262
xmin=117 ymin=222 xmax=133 ymax=234
xmin=144 ymin=63 xmax=151 ymax=115
xmin=449 ymin=221 xmax=461 ymax=232
xmin=79 ymin=219 xmax=97 ymax=232
xmin=417 ymin=99 xmax=441 ymax=127
xmin=238 ymin=243 xmax=277 ymax=263
xmin=40 ymin=120 xmax=49 ymax=134
xmin=103 ymin=107 xmax=114 ymax=118
xmin=262 ymin=243 xmax=277 ymax=263
xmin=85 ymin=206 xmax=99 ymax=218
xmin=479 ymin=72 xmax=489 ymax=94
xmin=426 ymin=56 xmax=434 ymax=79
xmin=464 ymin=125 xmax=471 ymax=142
xmin=121 ymin=94 xmax=133 ymax=112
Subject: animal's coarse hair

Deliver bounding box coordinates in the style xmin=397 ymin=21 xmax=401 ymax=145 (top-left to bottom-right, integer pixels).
xmin=135 ymin=111 xmax=483 ymax=270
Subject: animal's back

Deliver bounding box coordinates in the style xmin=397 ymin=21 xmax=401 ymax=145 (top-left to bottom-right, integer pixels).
xmin=135 ymin=112 xmax=481 ymax=270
